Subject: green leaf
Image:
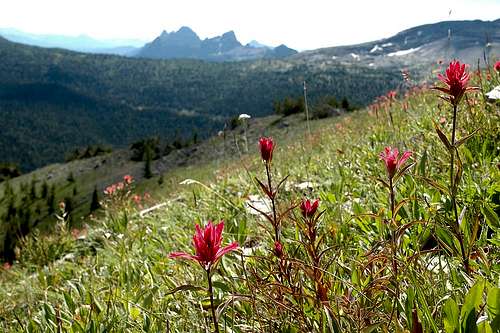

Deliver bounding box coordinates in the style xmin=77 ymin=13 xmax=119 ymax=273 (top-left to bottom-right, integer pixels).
xmin=212 ymin=281 xmax=231 ymax=292
xmin=422 ymin=177 xmax=450 ymax=195
xmin=455 ymin=128 xmax=480 ymax=148
xmin=394 ymin=162 xmax=415 ymax=184
xmin=477 ymin=321 xmax=493 ymax=333
xmin=143 ymin=292 xmax=153 ymax=309
xmin=487 ymin=287 xmax=500 ymax=332
xmin=453 ymin=150 xmax=463 ymax=192
xmin=406 ymin=287 xmax=416 ymax=328
xmin=434 ymin=121 xmax=452 ymax=150
xmin=461 ymin=280 xmax=485 ymax=333
xmin=414 ymin=283 xmax=440 ymax=333
xmin=481 ymin=204 xmax=500 ymax=229
xmin=130 ymin=306 xmax=141 ymax=320
xmin=419 ymin=150 xmax=427 ymax=176
xmin=377 ymin=177 xmax=391 ymax=189
xmin=64 ymin=291 xmax=76 ymax=313
xmin=443 ymin=298 xmax=460 ymax=333
xmin=435 ymin=225 xmax=459 ymax=255
xmin=166 ymin=284 xmax=204 ymax=296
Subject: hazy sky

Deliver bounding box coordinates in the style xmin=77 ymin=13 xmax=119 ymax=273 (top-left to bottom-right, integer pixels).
xmin=0 ymin=0 xmax=498 ymax=50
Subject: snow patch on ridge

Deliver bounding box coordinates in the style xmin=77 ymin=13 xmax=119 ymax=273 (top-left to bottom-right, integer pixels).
xmin=387 ymin=47 xmax=420 ymax=57
xmin=369 ymin=44 xmax=383 ymax=53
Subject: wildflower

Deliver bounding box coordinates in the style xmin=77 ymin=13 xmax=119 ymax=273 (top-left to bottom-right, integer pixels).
xmin=300 ymin=198 xmax=319 ymax=218
xmin=170 ymin=221 xmax=238 ymax=270
xmin=2 ymin=262 xmax=11 ymax=270
xmin=387 ymin=90 xmax=397 ymax=101
xmin=238 ymin=113 xmax=251 ymax=120
xmin=379 ymin=147 xmax=412 ymax=179
xmin=433 ymin=60 xmax=477 ymax=106
xmin=104 ymin=184 xmax=117 ymax=195
xmin=274 ymin=241 xmax=283 ymax=258
xmin=123 ymin=175 xmax=133 ymax=184
xmin=132 ymin=194 xmax=141 ymax=205
xmin=259 ymin=137 xmax=274 ymax=163
xmin=495 ymin=60 xmax=500 ymax=72
xmin=116 ymin=182 xmax=125 ymax=191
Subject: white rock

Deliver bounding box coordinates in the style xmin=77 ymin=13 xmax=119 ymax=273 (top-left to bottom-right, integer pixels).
xmin=486 ymin=86 xmax=500 ymax=100
xmin=245 ymin=194 xmax=272 ymax=215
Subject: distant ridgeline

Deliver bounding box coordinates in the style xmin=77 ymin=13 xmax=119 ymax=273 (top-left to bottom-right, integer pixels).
xmin=135 ymin=26 xmax=298 ymax=61
xmin=0 ymin=36 xmax=402 ymax=172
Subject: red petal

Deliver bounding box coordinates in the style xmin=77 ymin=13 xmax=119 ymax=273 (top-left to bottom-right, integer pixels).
xmin=215 ymin=242 xmax=239 ymax=263
xmin=169 ymin=252 xmax=200 ymax=263
xmin=397 ymin=151 xmax=412 ymax=169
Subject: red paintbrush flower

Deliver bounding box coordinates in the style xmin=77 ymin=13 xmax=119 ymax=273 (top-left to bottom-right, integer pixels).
xmin=433 ymin=60 xmax=477 ymax=106
xmin=494 ymin=60 xmax=500 ymax=72
xmin=273 ymin=241 xmax=284 ymax=258
xmin=170 ymin=221 xmax=238 ymax=271
xmin=379 ymin=147 xmax=412 ymax=179
xmin=259 ymin=137 xmax=274 ymax=163
xmin=123 ymin=175 xmax=133 ymax=184
xmin=387 ymin=90 xmax=397 ymax=101
xmin=300 ymin=198 xmax=319 ymax=218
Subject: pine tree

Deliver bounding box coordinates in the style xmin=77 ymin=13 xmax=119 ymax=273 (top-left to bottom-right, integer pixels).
xmin=41 ymin=181 xmax=48 ymax=199
xmin=90 ymin=187 xmax=101 ymax=212
xmin=341 ymin=97 xmax=350 ymax=111
xmin=64 ymin=196 xmax=74 ymax=226
xmin=47 ymin=185 xmax=56 ymax=215
xmin=144 ymin=145 xmax=153 ymax=179
xmin=29 ymin=178 xmax=37 ymax=199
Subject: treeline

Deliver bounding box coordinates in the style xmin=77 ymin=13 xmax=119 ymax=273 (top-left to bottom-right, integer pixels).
xmin=0 ymin=176 xmax=101 ymax=264
xmin=0 ymin=163 xmax=21 ymax=183
xmin=273 ymin=95 xmax=356 ymax=118
xmin=65 ymin=145 xmax=112 ymax=162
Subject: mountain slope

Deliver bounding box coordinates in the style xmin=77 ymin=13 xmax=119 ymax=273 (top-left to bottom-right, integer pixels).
xmin=295 ymin=19 xmax=500 ymax=67
xmin=0 ymin=36 xmax=401 ymax=171
xmin=0 ymin=65 xmax=498 ymax=332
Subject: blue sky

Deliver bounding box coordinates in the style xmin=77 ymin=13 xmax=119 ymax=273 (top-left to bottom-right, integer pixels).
xmin=0 ymin=0 xmax=498 ymax=50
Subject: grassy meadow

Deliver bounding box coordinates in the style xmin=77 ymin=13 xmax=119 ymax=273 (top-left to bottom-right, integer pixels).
xmin=0 ymin=62 xmax=499 ymax=332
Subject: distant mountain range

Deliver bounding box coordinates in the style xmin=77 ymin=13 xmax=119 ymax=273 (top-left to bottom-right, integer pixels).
xmin=295 ymin=19 xmax=500 ymax=67
xmin=135 ymin=26 xmax=297 ymax=61
xmin=0 ymin=28 xmax=145 ymax=55
xmin=0 ymin=27 xmax=297 ymax=61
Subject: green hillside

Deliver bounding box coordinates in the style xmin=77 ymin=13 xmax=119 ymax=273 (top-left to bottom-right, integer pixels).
xmin=0 ymin=61 xmax=499 ymax=332
xmin=0 ymin=36 xmax=402 ymax=171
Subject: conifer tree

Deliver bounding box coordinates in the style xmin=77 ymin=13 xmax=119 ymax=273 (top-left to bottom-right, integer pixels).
xmin=90 ymin=187 xmax=101 ymax=212
xmin=144 ymin=145 xmax=153 ymax=179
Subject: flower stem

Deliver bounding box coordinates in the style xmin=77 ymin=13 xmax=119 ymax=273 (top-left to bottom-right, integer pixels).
xmin=206 ymin=269 xmax=219 ymax=333
xmin=265 ymin=162 xmax=279 ymax=243
xmin=388 ymin=177 xmax=399 ymax=324
xmin=450 ymin=104 xmax=469 ymax=273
